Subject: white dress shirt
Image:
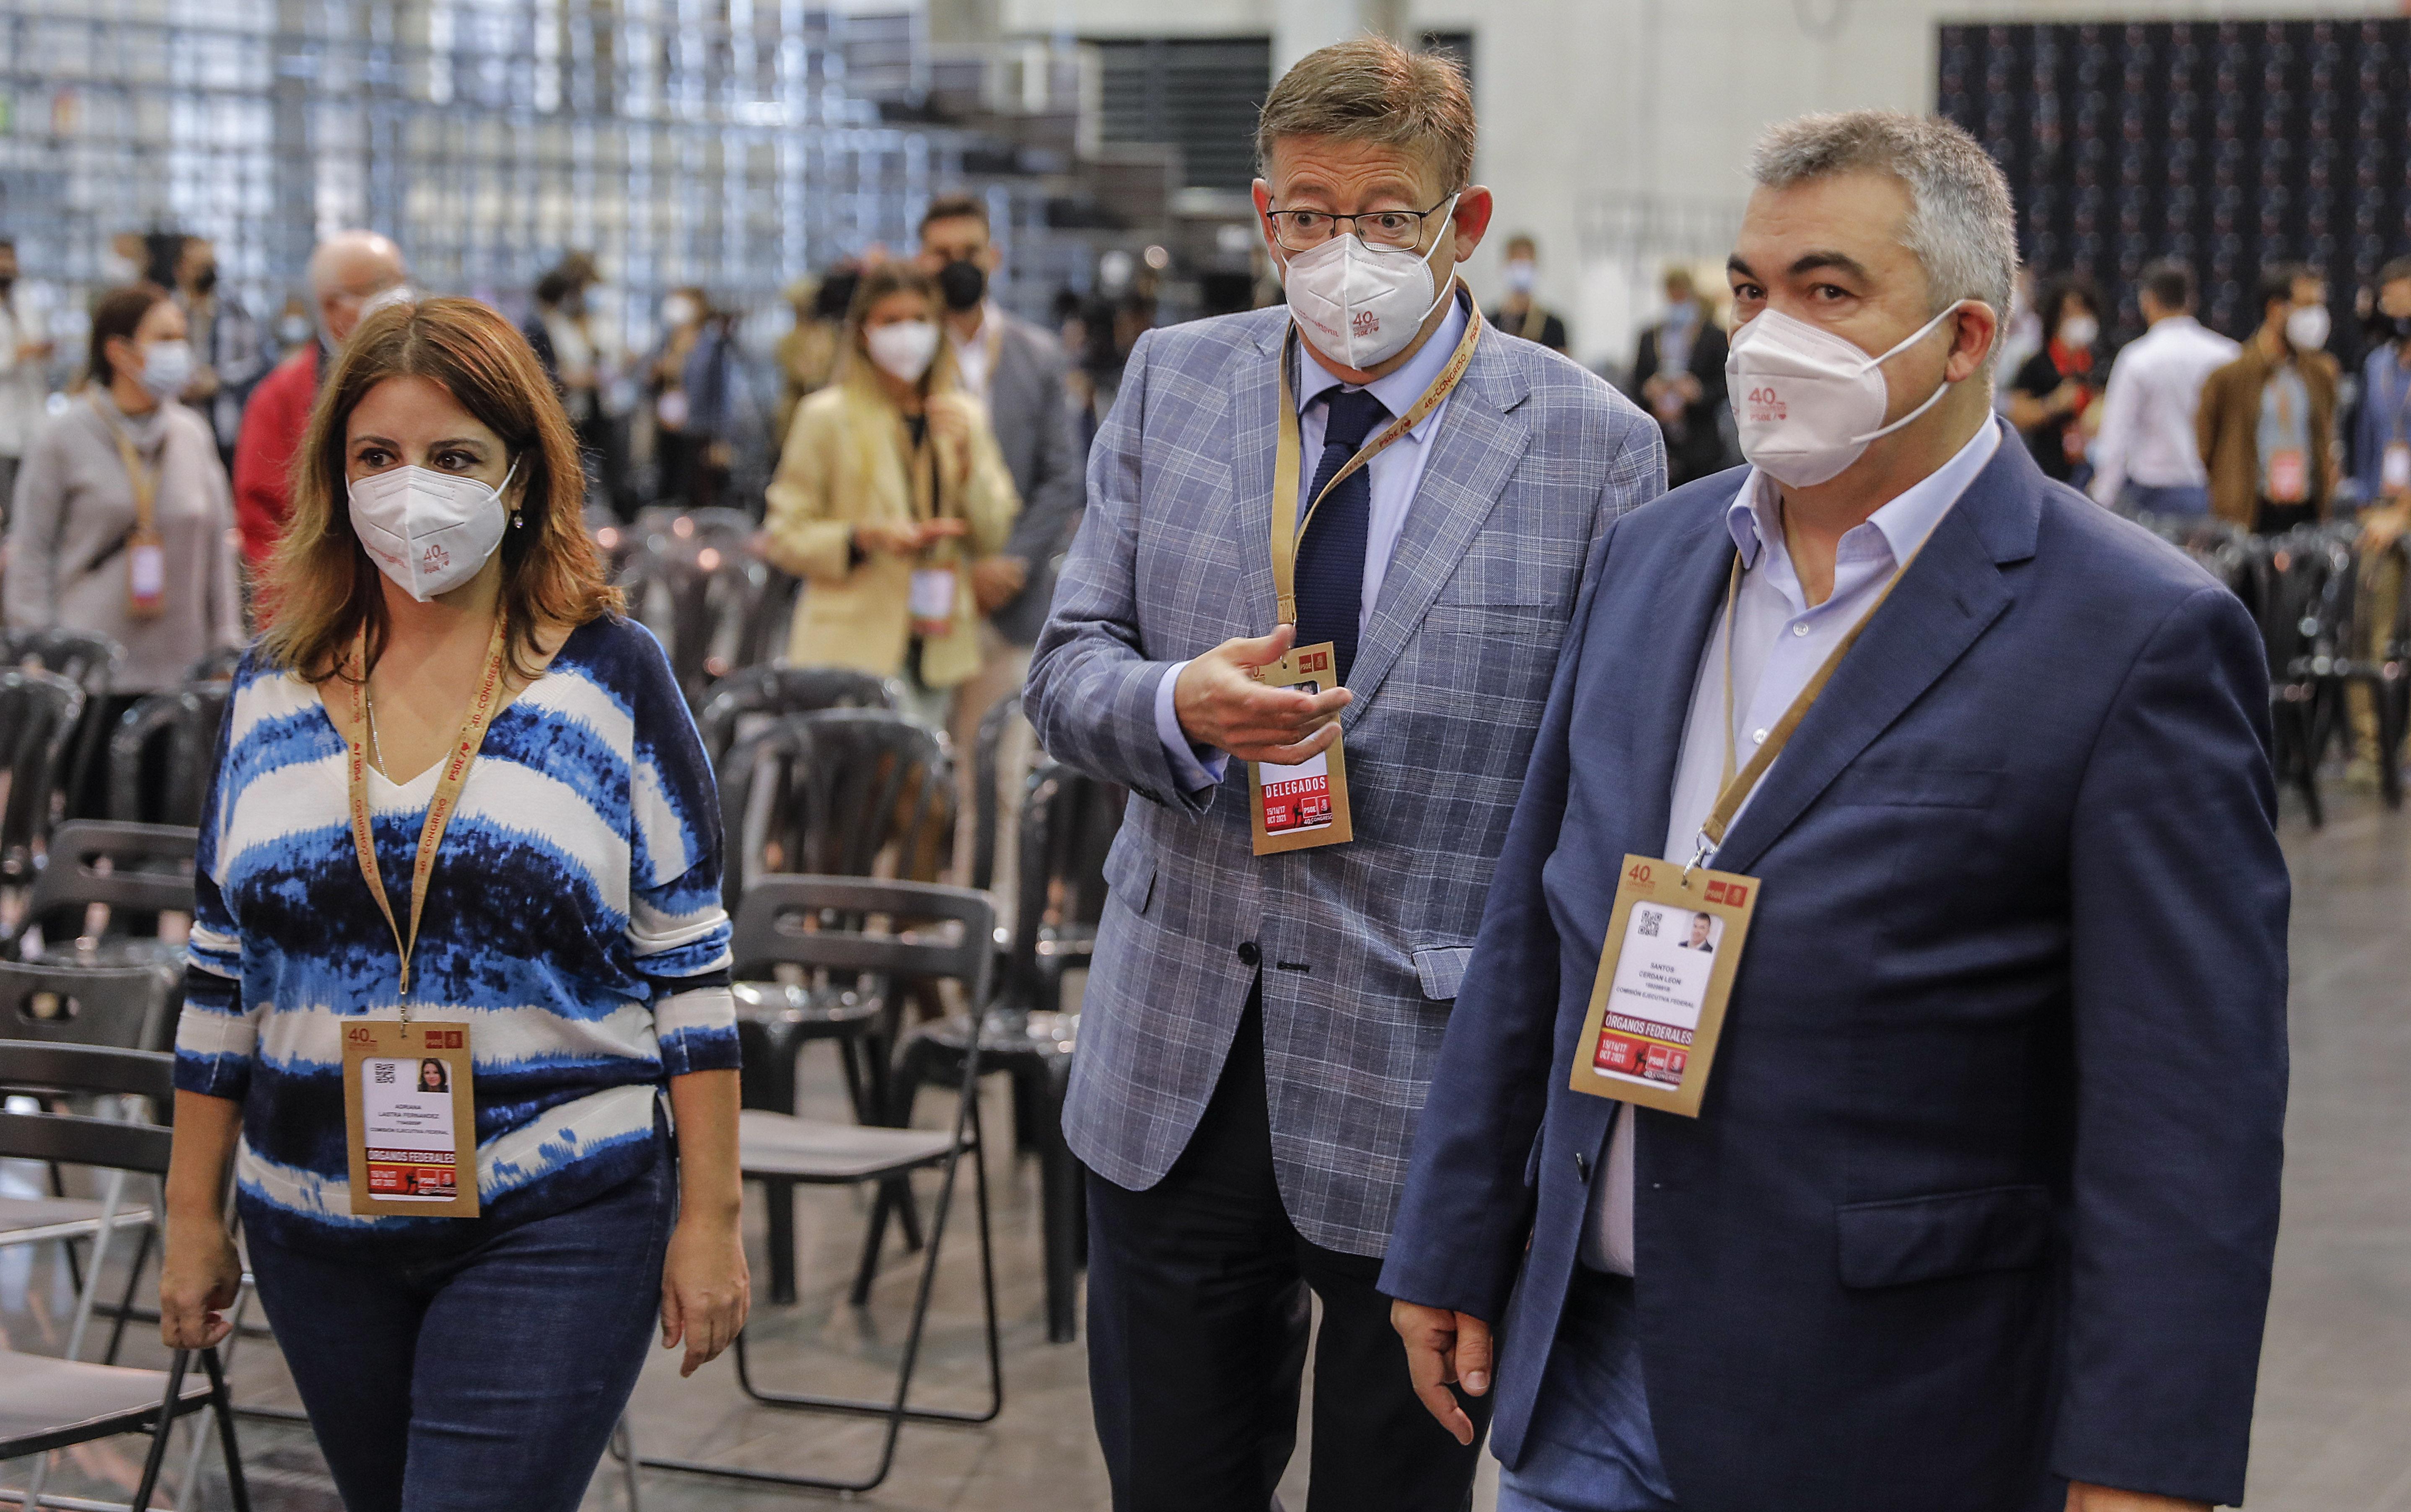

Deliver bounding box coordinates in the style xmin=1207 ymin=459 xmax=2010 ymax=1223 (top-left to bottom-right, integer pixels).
xmin=2085 ymin=315 xmax=2239 ymax=505
xmin=1153 ymin=295 xmax=1471 ymax=789
xmin=949 ymin=303 xmax=1000 ymax=406
xmin=1580 ymin=416 xmax=2004 ymax=1274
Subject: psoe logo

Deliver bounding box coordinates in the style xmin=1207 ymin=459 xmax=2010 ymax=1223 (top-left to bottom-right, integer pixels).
xmin=1746 ymin=386 xmax=1786 ymax=423
xmin=420 ymin=541 xmax=451 ymax=572
xmin=1351 ymin=310 xmax=1379 ymax=339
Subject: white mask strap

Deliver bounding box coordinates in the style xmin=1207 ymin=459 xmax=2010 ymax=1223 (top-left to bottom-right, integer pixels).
xmin=1850 ymin=301 xmax=1970 ymax=446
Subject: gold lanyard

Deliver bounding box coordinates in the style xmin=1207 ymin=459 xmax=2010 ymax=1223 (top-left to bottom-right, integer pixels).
xmin=89 ymin=396 xmax=158 ymax=535
xmin=1269 ymin=285 xmax=1484 ymax=627
xmin=1694 ymin=533 xmax=1933 ymax=873
xmin=345 ymin=616 xmax=512 ymax=1004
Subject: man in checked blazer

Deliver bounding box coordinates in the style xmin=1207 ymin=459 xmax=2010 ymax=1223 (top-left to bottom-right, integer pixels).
xmin=1026 ymin=38 xmax=1663 ymax=1512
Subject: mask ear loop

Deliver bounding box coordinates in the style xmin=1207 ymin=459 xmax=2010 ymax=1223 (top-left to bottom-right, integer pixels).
xmin=1847 ymin=300 xmax=1973 ymax=447
xmin=1401 ymin=192 xmax=1466 ymax=330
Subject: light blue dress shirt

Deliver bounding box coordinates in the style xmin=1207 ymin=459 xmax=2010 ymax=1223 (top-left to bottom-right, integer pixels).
xmin=1580 ymin=415 xmax=2005 ymax=1275
xmin=1152 ymin=295 xmax=1474 ymax=790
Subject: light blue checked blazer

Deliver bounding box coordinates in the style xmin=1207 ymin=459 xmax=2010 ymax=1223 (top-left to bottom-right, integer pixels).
xmin=1027 ymin=305 xmax=1665 ymax=1256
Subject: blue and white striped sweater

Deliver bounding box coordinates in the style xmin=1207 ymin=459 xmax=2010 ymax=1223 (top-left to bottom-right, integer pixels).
xmin=176 ymin=615 xmax=739 ymax=1252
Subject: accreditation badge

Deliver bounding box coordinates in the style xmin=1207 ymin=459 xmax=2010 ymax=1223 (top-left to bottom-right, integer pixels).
xmin=1566 ymin=855 xmax=1759 ymax=1118
xmin=342 ymin=1019 xmax=479 ymax=1217
xmin=2384 ymin=441 xmax=2411 ymax=497
xmin=1247 ymin=639 xmax=1353 ymax=855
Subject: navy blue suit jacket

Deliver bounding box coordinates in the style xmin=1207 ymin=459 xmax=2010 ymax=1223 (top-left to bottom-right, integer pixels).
xmin=1380 ymin=437 xmax=2289 ymax=1511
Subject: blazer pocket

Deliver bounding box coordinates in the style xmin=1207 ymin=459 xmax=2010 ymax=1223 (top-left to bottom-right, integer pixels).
xmin=1413 ymin=944 xmax=1475 ymax=1001
xmin=1100 ymin=828 xmax=1157 ymax=917
xmin=1836 ymin=1183 xmax=2053 ymax=1289
xmin=1823 ymin=765 xmax=2003 ymax=809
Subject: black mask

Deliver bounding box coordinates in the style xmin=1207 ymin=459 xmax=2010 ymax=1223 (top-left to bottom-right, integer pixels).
xmin=937 ymin=259 xmax=987 ymax=312
xmin=192 ymin=266 xmax=218 ymax=297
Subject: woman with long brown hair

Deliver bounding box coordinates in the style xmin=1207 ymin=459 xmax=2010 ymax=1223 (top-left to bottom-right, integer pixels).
xmin=759 ymin=261 xmax=1018 ymax=727
xmin=157 ymin=297 xmax=747 ymax=1511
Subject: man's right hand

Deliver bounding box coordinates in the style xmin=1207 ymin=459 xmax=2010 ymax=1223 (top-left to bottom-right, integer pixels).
xmin=1173 ymin=625 xmax=1351 ymax=765
xmin=1391 ymin=1299 xmax=1492 ymax=1447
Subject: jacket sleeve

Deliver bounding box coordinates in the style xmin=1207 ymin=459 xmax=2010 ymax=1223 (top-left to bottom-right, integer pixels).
xmin=999 ymin=332 xmax=1085 ymax=567
xmin=955 ymin=395 xmax=1021 ymax=559
xmin=233 ymin=355 xmax=306 ymax=568
xmin=2049 ymin=584 xmax=2288 ymax=1507
xmin=1023 ymin=327 xmax=1208 ymax=810
xmin=4 ymin=419 xmax=65 ymax=631
xmin=759 ymin=401 xmax=855 ymax=583
xmin=1377 ymin=518 xmax=1622 ymax=1323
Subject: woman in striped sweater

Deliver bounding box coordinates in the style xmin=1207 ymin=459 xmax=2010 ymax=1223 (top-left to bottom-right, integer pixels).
xmin=158 ymin=298 xmax=748 ymax=1511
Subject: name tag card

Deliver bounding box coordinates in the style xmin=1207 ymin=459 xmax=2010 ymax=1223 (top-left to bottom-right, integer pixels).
xmin=2384 ymin=441 xmax=2411 ymax=497
xmin=1566 ymin=855 xmax=1759 ymax=1118
xmin=342 ymin=1019 xmax=479 ymax=1217
xmin=2268 ymin=447 xmax=2310 ymax=504
xmin=1248 ymin=640 xmax=1353 ymax=855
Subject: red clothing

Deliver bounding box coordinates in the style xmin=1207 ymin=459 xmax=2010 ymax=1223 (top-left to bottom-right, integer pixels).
xmin=233 ymin=344 xmax=317 ymax=568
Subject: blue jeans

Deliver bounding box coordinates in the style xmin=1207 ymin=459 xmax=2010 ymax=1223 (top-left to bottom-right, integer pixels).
xmin=1497 ymin=1268 xmax=1680 ymax=1512
xmin=247 ymin=1133 xmax=676 ymax=1512
xmin=2120 ymin=482 xmax=2211 ymax=517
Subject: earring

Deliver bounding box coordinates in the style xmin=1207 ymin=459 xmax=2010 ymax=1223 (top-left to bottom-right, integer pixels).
xmin=511 ymin=511 xmax=524 ymax=530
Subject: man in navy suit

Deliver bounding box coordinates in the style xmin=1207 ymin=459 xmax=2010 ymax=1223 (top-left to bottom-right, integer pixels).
xmin=1379 ymin=111 xmax=2289 ymax=1512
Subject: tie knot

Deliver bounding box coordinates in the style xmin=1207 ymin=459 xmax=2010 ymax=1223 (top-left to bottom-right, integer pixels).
xmin=1323 ymin=388 xmax=1390 ymax=452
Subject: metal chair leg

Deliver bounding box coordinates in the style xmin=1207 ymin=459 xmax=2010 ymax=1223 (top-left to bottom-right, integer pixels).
xmin=611 ymin=1416 xmax=641 ymax=1511
xmin=202 ymin=1348 xmax=250 ymax=1512
xmin=640 ymin=1074 xmax=1004 ymax=1491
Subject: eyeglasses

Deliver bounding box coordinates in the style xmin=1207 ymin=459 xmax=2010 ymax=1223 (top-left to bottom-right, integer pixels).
xmin=1265 ymin=194 xmax=1458 ymax=253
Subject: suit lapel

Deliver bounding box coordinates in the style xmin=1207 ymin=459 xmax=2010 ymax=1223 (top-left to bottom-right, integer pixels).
xmin=1233 ymin=322 xmax=1286 ymax=636
xmin=1612 ymin=505 xmax=1745 ymax=863
xmin=1707 ymin=456 xmax=2025 ymax=877
xmin=1346 ymin=339 xmax=1533 ymax=718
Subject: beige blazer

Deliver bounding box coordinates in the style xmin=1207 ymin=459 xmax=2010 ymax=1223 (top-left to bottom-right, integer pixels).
xmin=762 ymin=365 xmax=1019 ymax=687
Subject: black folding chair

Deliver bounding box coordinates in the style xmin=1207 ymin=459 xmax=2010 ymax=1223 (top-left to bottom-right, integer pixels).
xmin=637 ymin=878 xmax=1001 ymax=1494
xmin=108 ymin=684 xmax=230 ymax=828
xmin=717 ymin=708 xmax=953 ymax=910
xmin=0 ymin=670 xmax=87 ymax=893
xmin=11 ymin=629 xmax=122 ymax=822
xmin=0 ymin=1041 xmax=249 ymax=1512
xmin=695 ymin=664 xmax=896 ymax=773
xmin=875 ymin=762 xmax=1119 ymax=1343
xmin=13 ymin=820 xmax=199 ymax=974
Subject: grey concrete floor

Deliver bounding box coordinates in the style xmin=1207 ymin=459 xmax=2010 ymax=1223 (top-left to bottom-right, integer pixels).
xmin=0 ymin=786 xmax=2403 ymax=1509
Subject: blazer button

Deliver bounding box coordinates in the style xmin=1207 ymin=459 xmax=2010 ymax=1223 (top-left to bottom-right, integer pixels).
xmin=1237 ymin=942 xmax=1261 ymax=967
xmin=1573 ymin=1151 xmax=1590 ymax=1183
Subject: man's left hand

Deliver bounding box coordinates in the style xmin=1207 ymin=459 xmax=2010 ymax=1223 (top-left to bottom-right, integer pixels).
xmin=971 ymin=555 xmax=1027 ymax=614
xmin=1390 ymin=1299 xmax=1491 ymax=1447
xmin=2065 ymin=1483 xmax=2209 ymax=1512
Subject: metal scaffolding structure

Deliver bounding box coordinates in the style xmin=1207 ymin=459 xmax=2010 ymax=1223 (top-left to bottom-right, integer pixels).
xmin=0 ymin=0 xmax=1050 ymax=352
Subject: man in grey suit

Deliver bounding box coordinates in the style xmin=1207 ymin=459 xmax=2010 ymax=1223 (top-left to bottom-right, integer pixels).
xmin=1025 ymin=38 xmax=1664 ymax=1512
xmin=919 ymin=194 xmax=1084 ymax=880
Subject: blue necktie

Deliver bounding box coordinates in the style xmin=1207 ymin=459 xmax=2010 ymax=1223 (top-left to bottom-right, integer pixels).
xmin=1293 ymin=388 xmax=1389 ymax=686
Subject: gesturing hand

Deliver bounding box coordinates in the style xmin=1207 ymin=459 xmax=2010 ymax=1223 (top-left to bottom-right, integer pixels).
xmin=1173 ymin=625 xmax=1351 ymax=765
xmin=1391 ymin=1299 xmax=1492 ymax=1447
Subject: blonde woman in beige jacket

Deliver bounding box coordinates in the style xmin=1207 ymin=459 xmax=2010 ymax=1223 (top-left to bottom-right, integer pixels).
xmin=759 ymin=262 xmax=1018 ymax=719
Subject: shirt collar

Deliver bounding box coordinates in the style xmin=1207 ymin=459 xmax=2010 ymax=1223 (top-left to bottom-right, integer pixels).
xmin=1727 ymin=414 xmax=2005 ymax=570
xmin=947 ymin=303 xmax=997 ymax=350
xmin=1293 ymin=286 xmax=1470 ymax=443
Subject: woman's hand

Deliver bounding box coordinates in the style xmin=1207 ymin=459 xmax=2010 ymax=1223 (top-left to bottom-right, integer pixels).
xmin=925 ymin=402 xmax=970 ymax=449
xmin=660 ymin=1209 xmax=750 ymax=1377
xmin=854 ymin=519 xmax=931 ymax=556
xmin=160 ymin=1213 xmax=242 ymax=1350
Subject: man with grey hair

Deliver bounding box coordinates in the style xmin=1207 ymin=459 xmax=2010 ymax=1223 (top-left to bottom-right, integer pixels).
xmin=1384 ymin=109 xmax=2287 ymax=1512
xmin=1027 ymin=33 xmax=1663 ymax=1512
xmin=233 ymin=230 xmax=409 ymax=567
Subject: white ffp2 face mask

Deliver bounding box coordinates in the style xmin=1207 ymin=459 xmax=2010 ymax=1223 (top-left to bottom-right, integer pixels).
xmin=1278 ymin=195 xmax=1460 ymax=370
xmin=2285 ymin=304 xmax=2331 ymax=354
xmin=348 ymin=459 xmax=518 ymax=602
xmin=865 ymin=320 xmax=941 ymax=384
xmin=137 ymin=340 xmax=195 ymax=400
xmin=1725 ymin=302 xmax=1971 ymax=489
